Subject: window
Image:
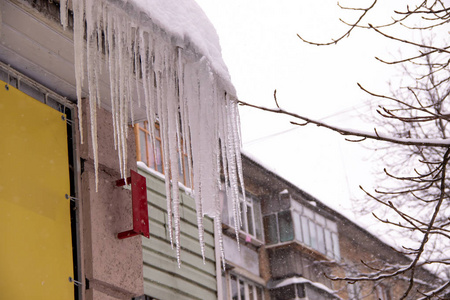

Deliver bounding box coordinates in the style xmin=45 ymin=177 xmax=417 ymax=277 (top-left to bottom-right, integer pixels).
xmin=134 ymin=121 xmax=192 ymax=188
xmin=278 ymin=210 xmax=294 ymax=242
xmin=294 ymin=207 xmax=340 ymax=260
xmin=223 ymin=191 xmax=264 ymax=241
xmin=263 ymin=210 xmax=295 ymax=245
xmin=225 ymin=274 xmax=263 ymax=300
xmin=264 ymin=203 xmax=340 ymax=260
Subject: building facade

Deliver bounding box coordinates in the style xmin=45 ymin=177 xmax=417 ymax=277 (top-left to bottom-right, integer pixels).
xmin=219 ymin=155 xmax=442 ymax=300
xmin=0 ymin=1 xmax=443 ymax=300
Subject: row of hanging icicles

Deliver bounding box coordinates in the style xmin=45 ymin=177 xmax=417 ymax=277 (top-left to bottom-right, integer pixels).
xmin=58 ymin=0 xmax=246 ymax=267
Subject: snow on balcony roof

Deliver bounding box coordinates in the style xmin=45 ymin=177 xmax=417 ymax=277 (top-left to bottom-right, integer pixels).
xmin=268 ymin=276 xmax=342 ymax=299
xmin=127 ymin=0 xmax=234 ymax=94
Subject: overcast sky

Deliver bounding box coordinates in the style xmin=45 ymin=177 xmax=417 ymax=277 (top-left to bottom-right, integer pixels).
xmin=194 ymin=1 xmax=411 ymax=224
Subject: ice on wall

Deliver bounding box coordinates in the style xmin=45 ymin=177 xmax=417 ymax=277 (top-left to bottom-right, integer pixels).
xmin=60 ymin=0 xmax=244 ymax=265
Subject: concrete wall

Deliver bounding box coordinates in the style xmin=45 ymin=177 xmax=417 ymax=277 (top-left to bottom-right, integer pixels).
xmin=80 ymin=98 xmax=144 ymax=300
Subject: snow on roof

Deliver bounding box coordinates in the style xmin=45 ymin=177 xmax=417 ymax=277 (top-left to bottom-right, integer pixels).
xmin=128 ymin=0 xmax=234 ymax=94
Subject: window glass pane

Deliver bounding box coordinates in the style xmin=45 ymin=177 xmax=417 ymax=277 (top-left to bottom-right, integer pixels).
xmin=253 ymin=198 xmax=263 ymax=241
xmin=326 ymin=219 xmax=338 ymax=232
xmin=279 ymin=192 xmax=290 ymax=209
xmin=293 ymin=212 xmax=302 ymax=242
xmin=240 ymin=202 xmax=246 ymax=232
xmin=239 ymin=280 xmax=245 ymax=300
xmin=222 ymin=273 xmax=228 ymax=300
xmin=263 ymin=214 xmax=278 ymax=244
xmin=309 ymin=219 xmax=317 ymax=249
xmin=256 ymin=287 xmax=263 ymax=300
xmin=221 ymin=191 xmax=230 ymax=225
xmin=147 ymin=135 xmax=157 ymax=169
xmin=316 ymin=214 xmax=325 ymax=226
xmin=178 ymin=154 xmax=184 ymax=183
xmin=304 ymin=207 xmax=314 ymax=219
xmin=278 ymin=210 xmax=294 ymax=242
xmin=155 ymin=138 xmax=163 ymax=173
xmin=246 ymin=203 xmax=254 ymax=236
xmin=139 ymin=129 xmax=148 ymax=165
xmin=324 ymin=229 xmax=333 ymax=258
xmin=332 ymin=232 xmax=340 ymax=260
xmin=316 ymin=224 xmax=326 ymax=254
xmin=249 ymin=284 xmax=254 ymax=300
xmin=231 ymin=275 xmax=238 ymax=300
xmin=183 ymin=154 xmax=191 ymax=187
xmin=301 ymin=216 xmax=310 ymax=246
xmin=297 ymin=284 xmax=305 ymax=298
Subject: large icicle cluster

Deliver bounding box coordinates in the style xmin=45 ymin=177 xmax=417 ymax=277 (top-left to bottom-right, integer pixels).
xmin=60 ymin=0 xmax=245 ymax=265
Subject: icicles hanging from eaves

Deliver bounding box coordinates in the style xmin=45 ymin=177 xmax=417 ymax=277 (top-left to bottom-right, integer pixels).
xmin=60 ymin=0 xmax=245 ymax=266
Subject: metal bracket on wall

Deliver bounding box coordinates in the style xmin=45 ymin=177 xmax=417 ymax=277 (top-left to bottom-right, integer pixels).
xmin=116 ymin=170 xmax=150 ymax=239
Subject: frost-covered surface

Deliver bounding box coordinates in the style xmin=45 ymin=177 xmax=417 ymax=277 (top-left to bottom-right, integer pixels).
xmin=60 ymin=0 xmax=244 ymax=266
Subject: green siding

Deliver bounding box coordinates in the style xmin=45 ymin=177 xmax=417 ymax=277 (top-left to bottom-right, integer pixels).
xmin=140 ymin=168 xmax=217 ymax=300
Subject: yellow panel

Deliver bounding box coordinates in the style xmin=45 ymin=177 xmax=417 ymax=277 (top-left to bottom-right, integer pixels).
xmin=0 ymin=80 xmax=74 ymax=300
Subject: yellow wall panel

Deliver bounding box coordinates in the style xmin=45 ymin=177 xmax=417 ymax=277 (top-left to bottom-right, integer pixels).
xmin=0 ymin=80 xmax=74 ymax=299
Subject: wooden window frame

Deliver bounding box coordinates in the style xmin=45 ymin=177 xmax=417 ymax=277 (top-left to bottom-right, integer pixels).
xmin=134 ymin=121 xmax=192 ymax=188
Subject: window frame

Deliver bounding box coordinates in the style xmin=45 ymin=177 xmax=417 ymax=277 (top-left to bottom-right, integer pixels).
xmin=294 ymin=207 xmax=340 ymax=260
xmin=264 ymin=203 xmax=341 ymax=260
xmin=134 ymin=121 xmax=192 ymax=188
xmin=225 ymin=273 xmax=264 ymax=300
xmin=223 ymin=191 xmax=264 ymax=242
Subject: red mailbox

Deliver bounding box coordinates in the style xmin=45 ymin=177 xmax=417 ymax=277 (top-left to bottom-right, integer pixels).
xmin=116 ymin=170 xmax=150 ymax=239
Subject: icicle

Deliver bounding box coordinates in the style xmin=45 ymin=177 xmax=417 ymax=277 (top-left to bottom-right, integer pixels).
xmin=134 ymin=28 xmax=142 ymax=109
xmin=94 ymin=3 xmax=103 ymax=107
xmin=73 ymin=0 xmax=85 ymax=144
xmin=59 ymin=0 xmax=68 ymax=30
xmin=225 ymin=93 xmax=242 ymax=250
xmin=215 ymin=216 xmax=226 ymax=270
xmin=166 ymin=53 xmax=182 ymax=266
xmin=184 ymin=62 xmax=207 ymax=261
xmin=106 ymin=9 xmax=118 ymax=151
xmin=156 ymin=63 xmax=175 ymax=249
xmin=85 ymin=0 xmax=100 ymax=191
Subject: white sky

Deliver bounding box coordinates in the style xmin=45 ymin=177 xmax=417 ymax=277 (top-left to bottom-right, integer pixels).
xmin=194 ymin=1 xmax=413 ymax=226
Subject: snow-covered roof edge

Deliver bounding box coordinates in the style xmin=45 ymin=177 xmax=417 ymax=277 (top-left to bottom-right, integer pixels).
xmin=120 ymin=0 xmax=236 ymax=95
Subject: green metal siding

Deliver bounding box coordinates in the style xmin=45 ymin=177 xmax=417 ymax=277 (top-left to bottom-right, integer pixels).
xmin=140 ymin=168 xmax=217 ymax=300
